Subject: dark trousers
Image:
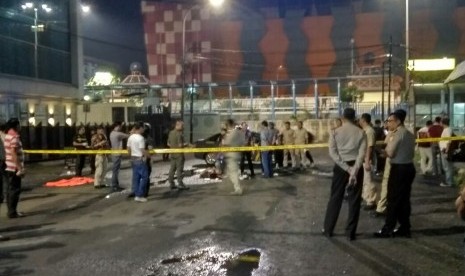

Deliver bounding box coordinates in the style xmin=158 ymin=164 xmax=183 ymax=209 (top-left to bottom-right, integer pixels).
xmin=4 ymin=171 xmax=22 ymax=217
xmin=240 ymin=151 xmax=255 ymax=176
xmin=75 ymin=155 xmax=86 ymax=176
xmin=305 ymin=150 xmax=314 ymax=164
xmin=89 ymin=154 xmax=96 ymax=174
xmin=383 ymin=163 xmax=416 ymax=232
xmin=145 ymin=158 xmax=152 ymax=197
xmin=324 ymin=163 xmax=363 ymax=237
xmin=275 ymin=150 xmax=284 ymax=168
xmin=0 ymin=163 xmax=4 ymax=205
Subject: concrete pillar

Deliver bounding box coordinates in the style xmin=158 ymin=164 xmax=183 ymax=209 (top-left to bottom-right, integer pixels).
xmin=314 ymin=80 xmax=319 ymax=119
xmin=337 ymin=78 xmax=342 ymax=116
xmin=292 ymin=81 xmax=296 ymax=117
xmin=208 ymin=85 xmax=213 ymax=112
xmin=70 ymin=0 xmax=84 ymax=97
xmin=229 ymin=84 xmax=233 ymax=116
xmin=271 ymin=82 xmax=275 ymax=121
xmin=249 ymin=82 xmax=254 ymax=114
xmin=449 ymin=86 xmax=454 ymax=127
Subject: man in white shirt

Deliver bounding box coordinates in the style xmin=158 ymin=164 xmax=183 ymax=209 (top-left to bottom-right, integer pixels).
xmin=439 ymin=118 xmax=454 ymax=187
xmin=417 ymin=120 xmax=433 ymax=175
xmin=127 ymin=122 xmax=149 ymax=202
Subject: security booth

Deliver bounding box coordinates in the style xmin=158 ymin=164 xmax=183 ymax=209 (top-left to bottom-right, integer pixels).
xmin=410 ymin=58 xmax=456 ymax=131
xmin=413 ymin=83 xmax=448 ymax=130
xmin=445 ymin=61 xmax=465 ymax=135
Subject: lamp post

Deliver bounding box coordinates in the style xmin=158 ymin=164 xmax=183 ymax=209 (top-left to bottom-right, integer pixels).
xmin=21 ymin=2 xmax=52 ymax=78
xmin=276 ymin=65 xmax=283 ymax=98
xmin=181 ymin=0 xmax=224 ymax=121
xmin=404 ymin=0 xmax=410 ymax=101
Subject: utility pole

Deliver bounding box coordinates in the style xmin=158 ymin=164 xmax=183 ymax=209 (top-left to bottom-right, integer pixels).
xmin=381 ymin=61 xmax=385 ymax=121
xmin=388 ymin=36 xmax=393 ymax=115
xmin=350 ymin=38 xmax=355 ymax=75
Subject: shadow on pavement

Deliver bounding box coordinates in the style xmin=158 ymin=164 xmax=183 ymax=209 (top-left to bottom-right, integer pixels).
xmin=0 ymin=222 xmax=77 ymax=276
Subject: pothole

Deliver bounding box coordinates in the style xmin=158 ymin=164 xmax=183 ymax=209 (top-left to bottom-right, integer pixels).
xmin=146 ymin=247 xmax=262 ymax=276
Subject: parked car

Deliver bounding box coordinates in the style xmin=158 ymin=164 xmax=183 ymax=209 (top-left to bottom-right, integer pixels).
xmin=194 ymin=131 xmax=260 ymax=165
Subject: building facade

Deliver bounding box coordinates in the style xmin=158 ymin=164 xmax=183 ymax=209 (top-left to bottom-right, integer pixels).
xmin=0 ymin=0 xmax=83 ymax=126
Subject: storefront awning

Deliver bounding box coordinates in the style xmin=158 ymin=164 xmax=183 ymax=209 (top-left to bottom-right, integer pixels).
xmin=445 ymin=60 xmax=465 ymax=84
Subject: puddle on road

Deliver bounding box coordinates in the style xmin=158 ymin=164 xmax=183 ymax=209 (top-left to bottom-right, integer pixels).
xmin=222 ymin=249 xmax=261 ymax=276
xmin=147 ymin=248 xmax=262 ymax=276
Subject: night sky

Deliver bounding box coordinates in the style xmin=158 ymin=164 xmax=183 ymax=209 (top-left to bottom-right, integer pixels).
xmin=82 ymin=0 xmax=147 ymax=74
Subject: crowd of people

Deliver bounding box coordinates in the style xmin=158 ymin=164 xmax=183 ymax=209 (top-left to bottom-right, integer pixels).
xmin=323 ymin=107 xmax=465 ymax=242
xmin=1 ymin=110 xmax=464 ymax=245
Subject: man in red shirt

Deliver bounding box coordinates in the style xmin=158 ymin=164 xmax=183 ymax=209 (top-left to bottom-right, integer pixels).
xmin=4 ymin=118 xmax=25 ymax=219
xmin=428 ymin=116 xmax=444 ymax=176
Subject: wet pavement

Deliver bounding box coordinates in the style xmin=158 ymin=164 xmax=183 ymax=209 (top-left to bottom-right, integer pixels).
xmin=1 ymin=150 xmax=465 ymax=275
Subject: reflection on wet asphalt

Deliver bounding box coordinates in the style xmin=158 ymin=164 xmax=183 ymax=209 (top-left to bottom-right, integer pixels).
xmin=146 ymin=247 xmax=261 ymax=276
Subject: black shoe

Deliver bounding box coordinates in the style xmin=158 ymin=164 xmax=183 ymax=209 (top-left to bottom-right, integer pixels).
xmin=373 ymin=230 xmax=393 ymax=238
xmin=8 ymin=212 xmax=25 ymax=219
xmin=127 ymin=192 xmax=135 ymax=198
xmin=0 ymin=235 xmax=10 ymax=242
xmin=370 ymin=211 xmax=386 ymax=218
xmin=94 ymin=185 xmax=105 ymax=189
xmin=178 ymin=184 xmax=190 ymax=190
xmin=321 ymin=229 xmax=333 ymax=238
xmin=347 ymin=235 xmax=356 ymax=241
xmin=393 ymin=228 xmax=411 ymax=238
xmin=111 ymin=187 xmax=124 ymax=192
xmin=363 ymin=205 xmax=376 ymax=211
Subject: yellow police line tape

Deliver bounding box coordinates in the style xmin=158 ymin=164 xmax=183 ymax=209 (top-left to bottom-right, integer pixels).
xmin=22 ymin=136 xmax=465 ymax=155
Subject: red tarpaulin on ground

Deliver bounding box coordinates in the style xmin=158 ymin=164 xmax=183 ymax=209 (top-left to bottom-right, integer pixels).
xmin=45 ymin=177 xmax=94 ymax=187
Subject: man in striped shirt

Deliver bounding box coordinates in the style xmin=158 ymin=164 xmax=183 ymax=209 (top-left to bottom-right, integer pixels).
xmin=4 ymin=118 xmax=25 ymax=219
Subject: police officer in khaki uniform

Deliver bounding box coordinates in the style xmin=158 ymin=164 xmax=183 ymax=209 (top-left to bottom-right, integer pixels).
xmin=374 ymin=110 xmax=416 ymax=238
xmin=359 ymin=113 xmax=377 ymax=210
xmin=294 ymin=121 xmax=308 ymax=169
xmin=167 ymin=120 xmax=189 ymax=191
xmin=323 ymin=108 xmax=366 ymax=241
xmin=281 ymin=121 xmax=295 ymax=168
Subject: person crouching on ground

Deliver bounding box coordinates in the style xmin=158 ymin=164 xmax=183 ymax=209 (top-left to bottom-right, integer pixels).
xmin=127 ymin=122 xmax=149 ymax=203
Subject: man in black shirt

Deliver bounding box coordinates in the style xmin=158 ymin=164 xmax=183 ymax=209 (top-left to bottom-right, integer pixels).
xmin=73 ymin=126 xmax=89 ymax=176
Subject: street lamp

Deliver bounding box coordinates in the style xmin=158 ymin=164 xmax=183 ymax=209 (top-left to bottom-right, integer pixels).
xmin=181 ymin=0 xmax=225 ymax=121
xmin=81 ymin=4 xmax=90 ymax=13
xmin=404 ymin=0 xmax=410 ymax=102
xmin=21 ymin=2 xmax=52 ymax=78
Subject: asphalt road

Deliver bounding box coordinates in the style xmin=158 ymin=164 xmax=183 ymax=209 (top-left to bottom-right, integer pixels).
xmin=1 ymin=150 xmax=465 ymax=276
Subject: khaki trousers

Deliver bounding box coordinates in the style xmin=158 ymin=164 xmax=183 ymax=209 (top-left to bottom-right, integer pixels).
xmin=362 ymin=163 xmax=377 ymax=206
xmin=283 ymin=149 xmax=295 ymax=167
xmin=419 ymin=147 xmax=433 ymax=174
xmin=94 ymin=154 xmax=108 ymax=187
xmin=376 ymin=158 xmax=391 ymax=213
xmin=295 ymin=149 xmax=307 ymax=167
xmin=226 ymin=153 xmax=242 ymax=192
